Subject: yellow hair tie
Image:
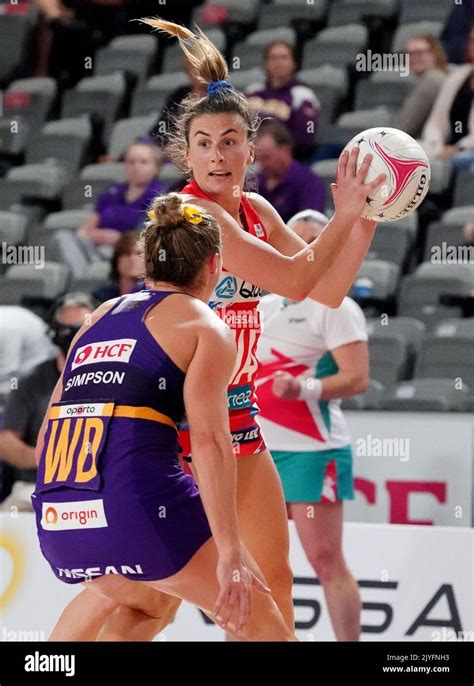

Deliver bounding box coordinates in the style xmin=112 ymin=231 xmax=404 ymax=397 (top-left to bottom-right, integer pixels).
xmin=182 ymin=204 xmax=203 ymax=225
xmin=147 ymin=209 xmax=157 ymax=222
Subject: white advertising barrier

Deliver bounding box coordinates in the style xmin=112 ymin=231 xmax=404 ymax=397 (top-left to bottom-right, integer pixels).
xmin=343 ymin=412 xmax=474 ymax=527
xmin=1 ymin=514 xmax=472 ymax=642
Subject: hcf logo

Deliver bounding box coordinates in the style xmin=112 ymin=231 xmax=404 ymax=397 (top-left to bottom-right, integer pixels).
xmin=72 ymin=338 xmax=136 ymax=370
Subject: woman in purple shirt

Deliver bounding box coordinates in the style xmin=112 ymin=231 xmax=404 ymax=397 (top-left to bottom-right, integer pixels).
xmin=78 ymin=141 xmax=166 ymax=247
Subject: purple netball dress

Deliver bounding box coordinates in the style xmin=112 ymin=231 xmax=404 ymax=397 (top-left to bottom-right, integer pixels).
xmin=32 ymin=290 xmax=212 ymax=584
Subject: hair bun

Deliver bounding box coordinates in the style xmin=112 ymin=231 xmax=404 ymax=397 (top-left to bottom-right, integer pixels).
xmin=149 ymin=193 xmax=183 ymax=230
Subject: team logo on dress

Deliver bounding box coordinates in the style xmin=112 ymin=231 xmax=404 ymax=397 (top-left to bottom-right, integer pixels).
xmin=72 ymin=338 xmax=136 ymax=370
xmin=215 ymin=276 xmax=238 ymax=298
xmin=253 ymin=223 xmax=265 ymax=238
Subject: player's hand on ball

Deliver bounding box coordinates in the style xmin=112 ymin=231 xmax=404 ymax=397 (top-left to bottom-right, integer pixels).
xmin=332 ymin=147 xmax=386 ymax=224
xmin=272 ymin=371 xmax=301 ymax=400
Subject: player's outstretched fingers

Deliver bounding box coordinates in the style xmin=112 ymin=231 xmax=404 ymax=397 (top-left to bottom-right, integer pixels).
xmin=337 ymin=149 xmax=349 ymax=181
xmin=347 ymin=146 xmax=360 ymax=178
xmin=356 ymin=152 xmax=373 ymax=184
xmin=367 ymin=173 xmax=387 ymax=193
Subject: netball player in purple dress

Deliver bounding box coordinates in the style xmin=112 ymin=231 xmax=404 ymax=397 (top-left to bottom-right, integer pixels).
xmin=33 ymin=193 xmax=296 ymax=641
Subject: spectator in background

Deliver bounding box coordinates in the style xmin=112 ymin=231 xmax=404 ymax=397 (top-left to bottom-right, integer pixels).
xmin=0 ymin=293 xmax=94 ymax=511
xmin=78 ymin=140 xmax=165 ymax=247
xmin=440 ymin=0 xmax=474 ymax=65
xmin=256 ymin=121 xmax=325 ymax=223
xmin=93 ymin=231 xmax=145 ymax=303
xmin=392 ymin=35 xmax=448 ymax=139
xmin=246 ymin=41 xmax=320 ymax=163
xmin=0 ymin=306 xmax=55 ymax=400
xmin=421 ymin=52 xmax=474 ymax=170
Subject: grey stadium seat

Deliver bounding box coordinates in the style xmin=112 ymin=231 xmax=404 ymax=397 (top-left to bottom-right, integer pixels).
xmin=5 ymin=77 xmax=57 ymax=134
xmin=355 ymin=75 xmax=415 ymax=113
xmin=453 ymin=167 xmax=474 ymax=208
xmin=0 ymin=13 xmax=32 ymax=82
xmin=311 ymin=158 xmax=338 ymax=209
xmin=0 ymin=117 xmax=29 ymax=156
xmin=366 ymin=222 xmax=412 ymax=268
xmin=380 ymin=379 xmax=470 ymax=411
xmin=353 ymin=260 xmax=400 ymax=300
xmin=327 ymin=107 xmax=392 ymax=145
xmin=258 ymin=0 xmax=327 ymax=31
xmin=192 ymin=0 xmax=259 ymax=27
xmin=432 ymin=318 xmax=474 ymax=339
xmin=43 ymin=210 xmax=91 ymax=234
xmin=5 ymin=163 xmax=66 ymax=201
xmin=61 ymin=73 xmax=126 ymax=147
xmin=107 ymin=115 xmax=157 ymax=160
xmin=442 ymin=207 xmax=474 ymax=225
xmin=423 ymin=221 xmax=470 ymax=264
xmin=416 ymin=331 xmax=474 ymax=388
xmin=4 ymin=262 xmax=69 ymax=301
xmin=25 ymin=118 xmax=92 ymax=177
xmin=392 ymin=21 xmax=443 ymax=54
xmin=131 ymin=72 xmax=190 ymax=118
xmin=366 ymin=316 xmax=425 ymax=378
xmin=232 ymin=68 xmax=265 ymax=92
xmin=368 ymin=333 xmax=409 ymax=386
xmin=71 ymin=261 xmax=111 ymax=294
xmin=427 ymin=159 xmax=453 ymax=195
xmin=341 ymin=378 xmax=385 ymax=410
xmin=95 ymin=35 xmax=156 ymax=85
xmin=0 ymin=212 xmax=28 ymax=245
xmin=399 ymin=0 xmax=452 ymax=25
xmin=232 ymin=28 xmax=296 ymax=71
xmin=46 ymin=231 xmax=91 ymax=279
xmin=62 ymin=163 xmax=127 ymax=210
xmin=328 ymin=0 xmax=397 ymax=27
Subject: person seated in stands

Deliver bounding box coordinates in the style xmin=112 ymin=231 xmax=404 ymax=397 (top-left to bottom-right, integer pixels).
xmin=78 ymin=139 xmax=165 ymax=247
xmin=0 ymin=306 xmax=55 ymax=400
xmin=246 ymin=40 xmax=320 ymax=163
xmin=0 ymin=293 xmax=94 ymax=512
xmin=392 ymin=35 xmax=448 ymax=139
xmin=440 ymin=0 xmax=474 ymax=65
xmin=93 ymin=230 xmax=144 ymax=303
xmin=420 ymin=32 xmax=474 ymax=171
xmin=256 ymin=120 xmax=325 ymax=224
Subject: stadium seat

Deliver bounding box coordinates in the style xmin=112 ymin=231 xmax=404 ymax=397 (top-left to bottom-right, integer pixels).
xmin=355 ymin=73 xmax=416 ymax=113
xmin=25 ymin=118 xmax=92 ymax=177
xmin=5 ymin=77 xmax=57 ymax=134
xmin=71 ymin=261 xmax=111 ymax=294
xmin=368 ymin=333 xmax=409 ymax=386
xmin=0 ymin=13 xmax=32 ymax=83
xmin=427 ymin=159 xmax=453 ymax=195
xmin=327 ymin=0 xmax=398 ymax=27
xmin=366 ymin=221 xmax=412 ymax=268
xmin=416 ymin=330 xmax=474 ymax=388
xmin=366 ymin=316 xmax=425 ymax=377
xmin=158 ymin=164 xmax=184 ymax=187
xmin=431 ymin=318 xmax=474 ymax=339
xmin=4 ymin=163 xmax=66 ymax=201
xmin=95 ymin=35 xmax=157 ymax=85
xmin=192 ymin=0 xmax=260 ymax=28
xmin=61 ymin=163 xmax=127 ymax=211
xmin=310 ymin=158 xmax=338 ymax=208
xmin=352 ymin=260 xmax=400 ymax=300
xmin=42 ymin=210 xmax=91 ymax=234
xmin=0 ymin=117 xmax=29 ymax=156
xmin=231 ymin=68 xmax=265 ymax=92
xmin=453 ymin=167 xmax=474 ymax=208
xmin=107 ymin=115 xmax=157 ymax=160
xmin=4 ymin=262 xmax=69 ymax=301
xmin=341 ymin=378 xmax=385 ymax=410
xmin=131 ymin=72 xmax=190 ymax=118
xmin=327 ymin=107 xmax=392 ymax=145
xmin=61 ymin=73 xmax=127 ymax=147
xmin=423 ymin=221 xmax=470 ymax=264
xmin=380 ymin=379 xmax=470 ymax=411
xmin=46 ymin=230 xmax=92 ymax=279
xmin=442 ymin=207 xmax=474 ymax=225
xmin=257 ymin=0 xmax=327 ymax=31
xmin=398 ymin=0 xmax=452 ymax=25
xmin=0 ymin=212 xmax=28 ymax=245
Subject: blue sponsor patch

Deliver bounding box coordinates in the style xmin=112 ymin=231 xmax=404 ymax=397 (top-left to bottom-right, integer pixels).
xmin=228 ymin=384 xmax=252 ymax=410
xmin=215 ymin=275 xmax=238 ymax=299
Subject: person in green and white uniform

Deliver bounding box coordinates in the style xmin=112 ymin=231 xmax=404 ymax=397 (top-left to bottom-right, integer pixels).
xmin=256 ymin=209 xmax=369 ymax=641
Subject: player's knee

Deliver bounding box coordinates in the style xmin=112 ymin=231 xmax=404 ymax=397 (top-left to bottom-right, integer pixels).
xmin=265 ymin=557 xmax=293 ymax=596
xmin=145 ymin=590 xmax=182 ymax=622
xmin=307 ymin=544 xmax=344 ymax=583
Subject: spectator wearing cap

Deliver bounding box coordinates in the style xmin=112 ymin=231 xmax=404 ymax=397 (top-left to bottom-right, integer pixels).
xmin=246 ymin=41 xmax=320 ymax=164
xmin=256 ymin=121 xmax=325 ymax=224
xmin=0 ymin=294 xmax=95 ymax=512
xmin=78 ymin=140 xmax=165 ymax=247
xmin=93 ymin=231 xmax=145 ymax=303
